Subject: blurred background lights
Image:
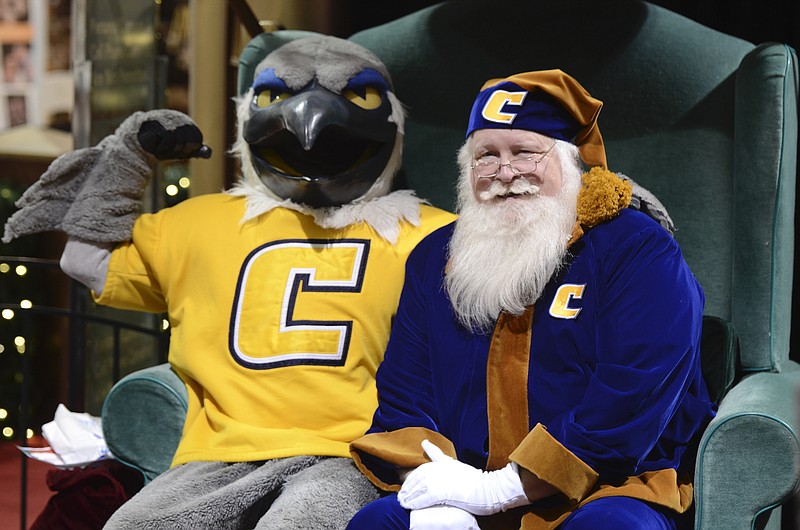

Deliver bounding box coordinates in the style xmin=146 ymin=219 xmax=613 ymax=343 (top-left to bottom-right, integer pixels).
xmin=20 ymin=299 xmax=32 ymax=309
xmin=0 ymin=263 xmax=9 ymax=273
xmin=165 ymin=184 xmax=179 ymax=196
xmin=2 ymin=309 xmax=14 ymax=320
xmin=2 ymin=427 xmax=13 ymax=438
xmin=15 ymin=265 xmax=27 ymax=276
xmin=178 ymin=177 xmax=191 ymax=188
xmin=0 ymin=408 xmax=7 ymax=419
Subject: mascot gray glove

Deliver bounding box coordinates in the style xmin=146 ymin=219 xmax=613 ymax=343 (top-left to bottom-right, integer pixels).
xmin=398 ymin=440 xmax=529 ymax=516
xmin=2 ymin=109 xmax=210 ymax=244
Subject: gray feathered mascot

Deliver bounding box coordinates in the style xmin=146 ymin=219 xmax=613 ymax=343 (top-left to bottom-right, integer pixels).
xmin=4 ymin=36 xmax=456 ymax=529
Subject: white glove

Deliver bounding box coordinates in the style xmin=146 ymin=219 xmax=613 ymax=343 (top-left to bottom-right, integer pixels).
xmin=398 ymin=439 xmax=529 ymax=516
xmin=409 ymin=505 xmax=480 ymax=530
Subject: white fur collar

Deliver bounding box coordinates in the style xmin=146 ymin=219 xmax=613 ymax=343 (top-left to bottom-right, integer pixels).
xmin=227 ymin=181 xmax=425 ymax=245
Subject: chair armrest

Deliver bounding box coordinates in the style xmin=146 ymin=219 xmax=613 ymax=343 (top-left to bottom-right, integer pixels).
xmin=101 ymin=363 xmax=188 ymax=483
xmin=694 ymin=361 xmax=800 ymax=529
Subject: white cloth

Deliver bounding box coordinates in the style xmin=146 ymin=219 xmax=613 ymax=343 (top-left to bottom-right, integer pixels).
xmin=19 ymin=404 xmax=112 ymax=468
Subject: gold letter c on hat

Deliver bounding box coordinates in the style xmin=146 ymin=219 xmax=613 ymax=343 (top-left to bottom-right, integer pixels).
xmin=482 ymin=90 xmax=527 ymax=124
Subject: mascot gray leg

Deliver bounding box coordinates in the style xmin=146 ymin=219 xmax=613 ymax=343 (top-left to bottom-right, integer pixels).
xmin=255 ymin=457 xmax=381 ymax=530
xmin=104 ymin=456 xmax=320 ymax=530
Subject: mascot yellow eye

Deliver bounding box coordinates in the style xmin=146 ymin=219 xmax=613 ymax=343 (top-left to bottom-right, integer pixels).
xmin=255 ymin=90 xmax=291 ymax=108
xmin=343 ymin=86 xmax=382 ymax=110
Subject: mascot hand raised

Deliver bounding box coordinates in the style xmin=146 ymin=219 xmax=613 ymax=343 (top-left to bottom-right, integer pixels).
xmin=2 ymin=109 xmax=210 ymax=245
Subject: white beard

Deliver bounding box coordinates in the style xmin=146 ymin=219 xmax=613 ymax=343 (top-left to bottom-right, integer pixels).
xmin=445 ymin=140 xmax=582 ymax=332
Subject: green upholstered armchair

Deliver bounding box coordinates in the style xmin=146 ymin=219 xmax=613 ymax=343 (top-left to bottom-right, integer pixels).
xmin=101 ymin=1 xmax=800 ymax=527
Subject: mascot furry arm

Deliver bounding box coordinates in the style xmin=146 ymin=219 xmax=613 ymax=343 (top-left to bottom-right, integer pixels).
xmin=2 ymin=110 xmax=211 ymax=294
xmin=3 ymin=110 xmax=210 ymax=245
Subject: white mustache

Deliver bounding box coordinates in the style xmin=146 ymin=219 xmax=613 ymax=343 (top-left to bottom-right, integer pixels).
xmin=478 ymin=179 xmax=540 ymax=201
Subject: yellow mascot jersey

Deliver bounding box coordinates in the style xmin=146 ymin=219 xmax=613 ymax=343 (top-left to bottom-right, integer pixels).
xmin=95 ymin=193 xmax=456 ymax=466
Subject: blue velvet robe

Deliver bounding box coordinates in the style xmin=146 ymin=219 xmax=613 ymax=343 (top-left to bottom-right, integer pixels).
xmin=356 ymin=208 xmax=716 ymax=496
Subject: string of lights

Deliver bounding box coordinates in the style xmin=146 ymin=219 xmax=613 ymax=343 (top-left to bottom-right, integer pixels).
xmin=0 ymin=259 xmax=32 ymax=442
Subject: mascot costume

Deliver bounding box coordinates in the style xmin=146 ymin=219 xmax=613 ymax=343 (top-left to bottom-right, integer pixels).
xmin=3 ymin=36 xmax=455 ymax=529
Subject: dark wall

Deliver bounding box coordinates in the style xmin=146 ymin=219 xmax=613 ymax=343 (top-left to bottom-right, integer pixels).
xmin=649 ymin=0 xmax=799 ymax=53
xmin=349 ymin=1 xmax=800 ymax=53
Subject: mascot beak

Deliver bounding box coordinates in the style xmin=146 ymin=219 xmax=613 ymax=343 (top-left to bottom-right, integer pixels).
xmin=243 ymin=81 xmax=398 ymax=207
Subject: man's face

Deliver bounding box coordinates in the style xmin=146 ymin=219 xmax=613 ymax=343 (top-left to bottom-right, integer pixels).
xmin=448 ymin=129 xmax=581 ymax=331
xmin=470 ymin=129 xmax=563 ymax=202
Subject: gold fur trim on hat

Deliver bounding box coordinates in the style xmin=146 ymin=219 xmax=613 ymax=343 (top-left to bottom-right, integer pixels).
xmin=576 ymin=167 xmax=632 ymax=229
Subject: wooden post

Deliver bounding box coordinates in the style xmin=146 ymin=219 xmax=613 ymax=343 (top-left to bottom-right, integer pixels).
xmin=188 ymin=1 xmax=228 ymax=195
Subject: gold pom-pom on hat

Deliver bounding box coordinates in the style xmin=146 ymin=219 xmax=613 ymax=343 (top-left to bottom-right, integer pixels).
xmin=576 ymin=167 xmax=632 ymax=229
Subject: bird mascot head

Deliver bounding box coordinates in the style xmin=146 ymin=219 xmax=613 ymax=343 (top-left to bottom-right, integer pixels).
xmin=231 ymin=36 xmax=405 ymax=209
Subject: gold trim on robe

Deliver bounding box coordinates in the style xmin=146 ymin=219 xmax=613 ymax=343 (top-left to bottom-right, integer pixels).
xmin=350 ymin=427 xmax=456 ymax=492
xmin=486 ymin=307 xmax=533 ymax=470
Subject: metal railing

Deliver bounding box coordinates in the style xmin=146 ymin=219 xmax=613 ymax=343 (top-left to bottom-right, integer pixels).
xmin=1 ymin=257 xmax=168 ymax=530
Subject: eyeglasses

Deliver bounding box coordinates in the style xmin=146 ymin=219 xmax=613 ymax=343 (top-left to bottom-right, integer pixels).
xmin=471 ymin=141 xmax=556 ymax=179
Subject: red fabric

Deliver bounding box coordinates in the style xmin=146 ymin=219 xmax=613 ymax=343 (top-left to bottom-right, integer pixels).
xmin=29 ymin=460 xmax=143 ymax=530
